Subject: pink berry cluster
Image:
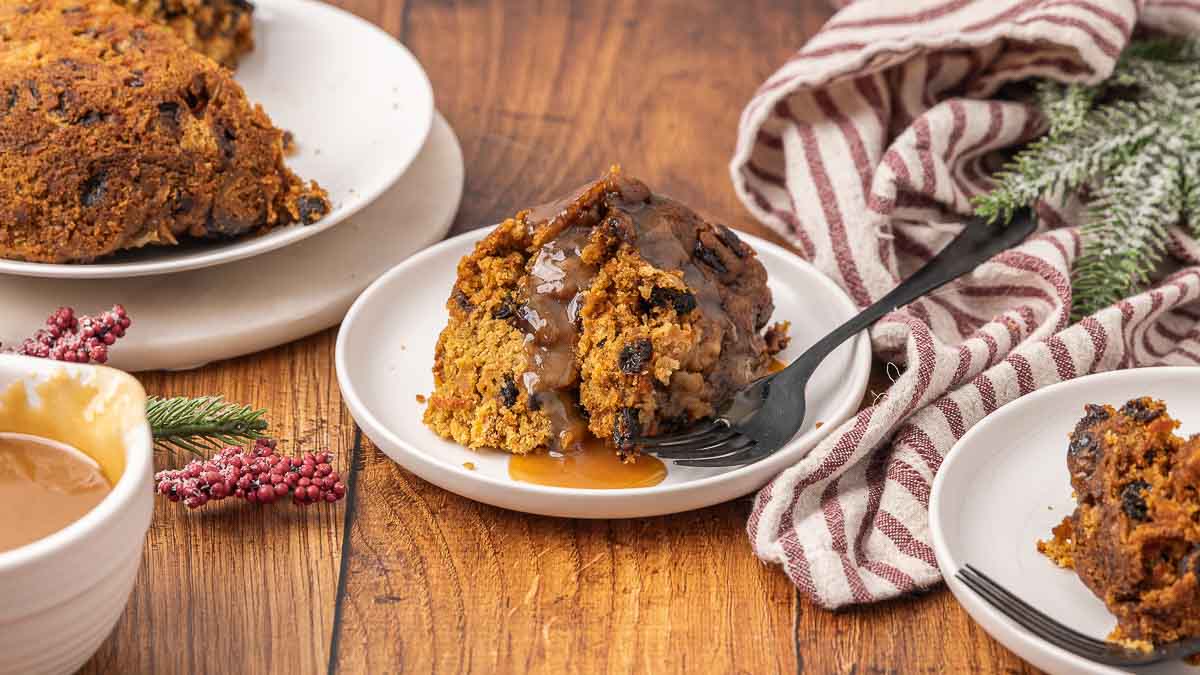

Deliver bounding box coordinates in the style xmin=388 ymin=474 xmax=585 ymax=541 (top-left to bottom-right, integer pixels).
xmin=155 ymin=438 xmax=346 ymax=509
xmin=11 ymin=305 xmax=131 ymax=364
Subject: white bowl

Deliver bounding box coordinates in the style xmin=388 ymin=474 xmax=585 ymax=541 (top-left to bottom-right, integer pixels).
xmin=0 ymin=355 xmax=153 ymax=675
xmin=931 ymin=367 xmax=1199 ymax=675
xmin=0 ymin=0 xmax=434 ymax=279
xmin=336 ymin=227 xmax=872 ymax=518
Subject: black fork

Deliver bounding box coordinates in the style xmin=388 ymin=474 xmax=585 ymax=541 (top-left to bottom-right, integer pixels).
xmin=641 ymin=210 xmax=1037 ymax=467
xmin=956 ymin=565 xmax=1200 ymax=666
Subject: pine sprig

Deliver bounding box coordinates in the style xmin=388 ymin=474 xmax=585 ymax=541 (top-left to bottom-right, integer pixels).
xmin=976 ymin=37 xmax=1200 ymax=319
xmin=147 ymin=395 xmax=270 ymax=455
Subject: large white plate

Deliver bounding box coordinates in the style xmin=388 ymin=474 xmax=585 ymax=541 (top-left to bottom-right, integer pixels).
xmin=336 ymin=228 xmax=873 ymax=518
xmin=0 ymin=0 xmax=433 ymax=280
xmin=931 ymin=367 xmax=1199 ymax=675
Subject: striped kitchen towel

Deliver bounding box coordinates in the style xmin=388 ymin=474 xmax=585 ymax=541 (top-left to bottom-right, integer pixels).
xmin=733 ymin=0 xmax=1200 ymax=608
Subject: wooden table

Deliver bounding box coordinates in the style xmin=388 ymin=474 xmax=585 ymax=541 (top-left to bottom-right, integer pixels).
xmin=83 ymin=2 xmax=1041 ymax=673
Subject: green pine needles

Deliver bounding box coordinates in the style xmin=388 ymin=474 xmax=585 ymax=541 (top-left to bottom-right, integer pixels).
xmin=975 ymin=38 xmax=1200 ymax=320
xmin=147 ymin=395 xmax=270 ymax=455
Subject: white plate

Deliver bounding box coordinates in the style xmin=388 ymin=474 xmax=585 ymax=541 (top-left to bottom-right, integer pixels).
xmin=931 ymin=367 xmax=1200 ymax=675
xmin=0 ymin=0 xmax=433 ymax=280
xmin=336 ymin=228 xmax=872 ymax=518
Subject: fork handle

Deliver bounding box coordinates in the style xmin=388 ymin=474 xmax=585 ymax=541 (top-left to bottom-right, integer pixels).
xmin=784 ymin=209 xmax=1037 ymax=380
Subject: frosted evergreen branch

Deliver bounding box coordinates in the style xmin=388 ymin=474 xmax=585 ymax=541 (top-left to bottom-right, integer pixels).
xmin=146 ymin=396 xmax=270 ymax=455
xmin=1035 ymin=81 xmax=1095 ymax=138
xmin=974 ymin=37 xmax=1200 ymax=321
xmin=1184 ymin=152 xmax=1200 ymax=238
xmin=1073 ymin=147 xmax=1185 ymax=316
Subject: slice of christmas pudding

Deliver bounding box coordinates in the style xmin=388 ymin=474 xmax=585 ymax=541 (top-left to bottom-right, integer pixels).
xmin=1039 ymin=398 xmax=1200 ymax=651
xmin=424 ymin=168 xmax=788 ymax=458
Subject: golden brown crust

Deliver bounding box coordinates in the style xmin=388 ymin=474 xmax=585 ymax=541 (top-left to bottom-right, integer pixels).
xmin=424 ymin=168 xmax=784 ymax=456
xmin=1039 ymin=398 xmax=1200 ymax=645
xmin=0 ymin=0 xmax=327 ymax=263
xmin=114 ymin=0 xmax=254 ymax=68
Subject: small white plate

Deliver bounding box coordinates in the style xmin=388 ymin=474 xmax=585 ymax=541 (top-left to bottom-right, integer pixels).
xmin=0 ymin=0 xmax=433 ymax=279
xmin=336 ymin=228 xmax=872 ymax=518
xmin=931 ymin=367 xmax=1200 ymax=675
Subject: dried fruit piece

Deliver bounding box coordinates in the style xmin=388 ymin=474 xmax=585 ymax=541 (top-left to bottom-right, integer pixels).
xmin=618 ymin=339 xmax=653 ymax=375
xmin=492 ymin=297 xmax=517 ymax=321
xmin=499 ymin=375 xmax=518 ymax=408
xmin=694 ymin=239 xmax=727 ymax=273
xmin=297 ymin=196 xmax=328 ymax=225
xmin=613 ymin=407 xmax=640 ymax=451
xmin=1069 ymin=431 xmax=1096 ymax=457
xmin=1121 ymin=398 xmax=1163 ymax=423
xmin=80 ymin=171 xmax=107 ymax=207
xmin=452 ymin=289 xmax=474 ymax=313
xmin=716 ymin=224 xmax=749 ymax=258
xmin=1081 ymin=403 xmax=1110 ymax=426
xmin=1121 ymin=480 xmax=1151 ymax=521
xmin=647 ymin=286 xmax=697 ymax=315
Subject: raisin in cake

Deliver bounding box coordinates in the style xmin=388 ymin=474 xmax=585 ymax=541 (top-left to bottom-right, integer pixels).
xmin=0 ymin=0 xmax=328 ymax=263
xmin=1039 ymin=398 xmax=1200 ymax=648
xmin=424 ymin=168 xmax=788 ymax=457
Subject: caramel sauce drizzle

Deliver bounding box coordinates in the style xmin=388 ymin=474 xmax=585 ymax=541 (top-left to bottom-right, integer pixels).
xmin=509 ymin=437 xmax=666 ymax=489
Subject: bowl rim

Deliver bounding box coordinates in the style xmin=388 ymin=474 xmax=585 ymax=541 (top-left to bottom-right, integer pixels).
xmin=0 ymin=355 xmax=153 ymax=573
xmin=334 ymin=225 xmax=873 ymax=502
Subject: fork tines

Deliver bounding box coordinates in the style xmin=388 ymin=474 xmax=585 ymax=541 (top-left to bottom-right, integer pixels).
xmin=955 ymin=565 xmax=1163 ymax=666
xmin=639 ymin=423 xmax=767 ymax=467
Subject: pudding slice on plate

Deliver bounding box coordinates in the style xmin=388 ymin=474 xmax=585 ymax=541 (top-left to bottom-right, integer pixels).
xmin=424 ymin=167 xmax=788 ymax=459
xmin=1040 ymin=398 xmax=1200 ymax=651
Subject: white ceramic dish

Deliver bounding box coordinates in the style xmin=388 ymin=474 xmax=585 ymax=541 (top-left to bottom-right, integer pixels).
xmin=336 ymin=228 xmax=872 ymax=518
xmin=0 ymin=0 xmax=434 ymax=280
xmin=0 ymin=354 xmax=153 ymax=675
xmin=931 ymin=367 xmax=1199 ymax=675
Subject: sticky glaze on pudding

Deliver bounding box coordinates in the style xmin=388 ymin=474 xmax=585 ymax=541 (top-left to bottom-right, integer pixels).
xmin=424 ymin=167 xmax=788 ymax=465
xmin=0 ymin=435 xmax=112 ymax=553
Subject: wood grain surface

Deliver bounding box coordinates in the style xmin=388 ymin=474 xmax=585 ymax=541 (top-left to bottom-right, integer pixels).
xmin=79 ymin=1 xmax=1043 ymax=673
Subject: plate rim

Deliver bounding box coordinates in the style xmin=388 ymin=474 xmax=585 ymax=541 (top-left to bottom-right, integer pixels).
xmin=0 ymin=0 xmax=434 ymax=280
xmin=930 ymin=366 xmax=1200 ymax=675
xmin=335 ymin=225 xmax=873 ymax=513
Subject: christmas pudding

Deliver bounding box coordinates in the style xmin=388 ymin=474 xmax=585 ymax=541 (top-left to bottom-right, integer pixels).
xmin=1038 ymin=398 xmax=1200 ymax=649
xmin=423 ymin=168 xmax=788 ymax=457
xmin=113 ymin=0 xmax=255 ymax=68
xmin=0 ymin=0 xmax=328 ymax=263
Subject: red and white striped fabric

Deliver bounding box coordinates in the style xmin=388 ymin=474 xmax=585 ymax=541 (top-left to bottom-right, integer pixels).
xmin=733 ymin=0 xmax=1200 ymax=609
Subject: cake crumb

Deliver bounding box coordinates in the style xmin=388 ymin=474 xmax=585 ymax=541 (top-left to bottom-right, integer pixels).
xmin=463 ymin=462 xmax=476 ymax=470
xmin=1036 ymin=517 xmax=1076 ymax=569
xmin=815 ymin=421 xmax=824 ymax=429
xmin=415 ymin=394 xmax=427 ymax=404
